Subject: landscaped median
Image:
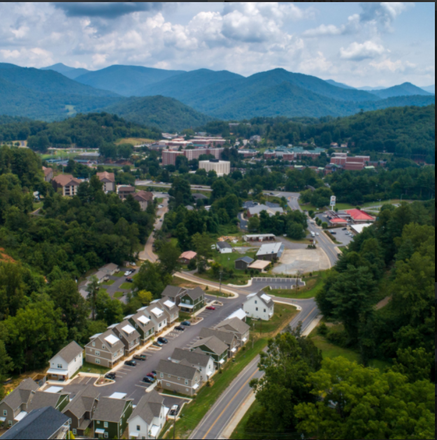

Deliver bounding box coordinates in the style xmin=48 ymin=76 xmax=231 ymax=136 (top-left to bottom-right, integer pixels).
xmin=268 ymin=270 xmax=329 ymax=299
xmin=163 ymin=304 xmax=298 ymax=439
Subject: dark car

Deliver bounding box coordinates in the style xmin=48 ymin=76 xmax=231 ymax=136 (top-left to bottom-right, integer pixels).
xmin=175 ymin=325 xmax=185 ymax=331
xmin=133 ymin=354 xmax=147 ymax=361
xmin=342 ymin=227 xmax=347 ymax=230
xmin=142 ymin=376 xmax=154 ymax=383
xmin=157 ymin=337 xmax=168 ymax=344
xmin=331 ymin=231 xmax=337 ymax=235
xmin=146 ymin=372 xmax=156 ymax=378
xmin=181 ymin=321 xmax=191 ymax=326
xmin=105 ymin=372 xmax=116 ymax=380
xmin=130 ymin=269 xmax=136 ymax=274
xmin=124 ymin=360 xmax=136 ymax=367
xmin=153 ymin=340 xmax=163 ymax=347
xmin=126 ymin=277 xmax=133 ymax=283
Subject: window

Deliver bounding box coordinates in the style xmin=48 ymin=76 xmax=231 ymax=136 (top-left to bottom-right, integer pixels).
xmin=104 ymin=433 xmax=108 ymax=439
xmin=256 ymin=307 xmax=258 ymax=311
xmin=2 ymin=410 xmax=7 ymax=416
xmin=166 ymin=383 xmax=170 ymax=386
xmin=57 ymin=364 xmax=63 ymax=369
xmin=160 ymin=373 xmax=163 ymax=378
xmin=137 ymin=425 xmax=140 ymax=431
xmin=102 ymin=344 xmax=106 ymax=349
xmin=95 ymin=351 xmax=100 ymax=356
xmin=72 ymin=429 xmax=77 ymax=435
xmin=104 ymin=422 xmax=108 ymax=428
xmin=52 ymin=362 xmax=55 ymax=366
xmin=8 ymin=420 xmax=12 ymax=427
xmin=95 ymin=359 xmax=101 ymax=364
xmin=185 ymin=379 xmax=188 ymax=385
xmin=255 ymin=300 xmax=257 ymax=304
xmin=264 ymin=309 xmax=266 ymax=312
xmin=92 ymin=342 xmax=95 ymax=347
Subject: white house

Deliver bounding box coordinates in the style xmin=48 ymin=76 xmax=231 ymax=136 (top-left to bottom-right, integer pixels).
xmin=243 ymin=291 xmax=274 ymax=321
xmin=216 ymin=241 xmax=232 ymax=254
xmin=47 ymin=341 xmax=83 ymax=381
xmin=127 ymin=391 xmax=167 ymax=439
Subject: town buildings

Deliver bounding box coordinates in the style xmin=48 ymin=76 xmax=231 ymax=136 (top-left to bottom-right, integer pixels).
xmin=198 ymin=159 xmax=230 ymax=176
xmin=330 ymin=153 xmax=371 ymax=171
xmin=161 ymin=147 xmax=224 ymax=166
xmin=42 ymin=166 xmax=53 ymax=182
xmin=243 ymin=291 xmax=274 ymax=321
xmin=47 ymin=341 xmax=83 ymax=382
xmin=256 ymin=242 xmax=285 ymax=261
xmin=96 ymin=171 xmax=115 ymax=193
xmin=133 ymin=190 xmax=153 ymax=210
xmin=156 ymin=360 xmax=201 ymax=397
xmin=52 ymin=174 xmax=81 ymax=196
xmin=117 ymin=185 xmax=135 ymax=200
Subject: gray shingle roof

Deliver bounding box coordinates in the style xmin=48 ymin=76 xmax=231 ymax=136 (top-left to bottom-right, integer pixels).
xmin=128 ymin=390 xmax=163 ymax=425
xmin=100 ymin=263 xmax=119 ymax=274
xmin=253 ymin=290 xmax=274 ymax=306
xmin=0 ymin=406 xmax=69 ymax=439
xmin=185 ymin=287 xmax=205 ymax=301
xmin=170 ymin=348 xmax=211 ymax=368
xmin=217 ymin=241 xmax=232 ymax=249
xmin=89 ymin=330 xmax=124 ymax=353
xmin=161 ymin=285 xmax=186 ymax=299
xmin=157 ymin=359 xmax=198 ymax=380
xmin=216 ymin=317 xmax=250 ymax=335
xmin=92 ymin=397 xmax=131 ymax=423
xmin=190 ymin=335 xmax=228 ymax=356
xmin=62 ymin=385 xmax=100 ymax=419
xmin=50 ymin=341 xmax=82 ymax=364
xmin=27 ymin=391 xmax=69 ymax=412
xmin=113 ymin=321 xmax=140 ymax=344
xmin=235 ymin=256 xmax=254 ymax=264
xmin=199 ymin=328 xmax=235 ymax=346
xmin=1 ymin=378 xmax=39 ymax=411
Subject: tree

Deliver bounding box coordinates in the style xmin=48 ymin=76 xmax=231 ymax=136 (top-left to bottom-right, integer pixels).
xmin=157 ymin=241 xmax=181 ymax=274
xmin=287 ymin=222 xmax=306 ymax=240
xmin=248 ymin=216 xmax=260 ymax=232
xmin=86 ymin=276 xmax=99 ymax=321
xmin=191 ymin=232 xmax=214 ymax=260
xmin=95 ymin=290 xmax=124 ymax=325
xmin=0 ymin=340 xmax=13 ymax=398
xmin=137 ymin=290 xmax=153 ymax=305
xmin=133 ymin=261 xmax=172 ymax=298
xmin=295 ymin=357 xmax=435 ymax=440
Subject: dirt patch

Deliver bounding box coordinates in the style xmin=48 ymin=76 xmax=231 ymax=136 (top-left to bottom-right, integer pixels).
xmin=0 ymin=248 xmax=16 ymax=264
xmin=272 ymin=249 xmax=330 ymax=275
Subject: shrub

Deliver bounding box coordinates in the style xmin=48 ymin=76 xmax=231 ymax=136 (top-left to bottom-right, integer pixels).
xmin=318 ymin=322 xmax=328 ymax=336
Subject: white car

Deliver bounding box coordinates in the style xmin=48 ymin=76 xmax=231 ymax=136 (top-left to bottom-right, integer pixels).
xmin=158 ymin=205 xmax=163 ymax=208
xmin=124 ymin=270 xmax=132 ymax=276
xmin=315 ymin=232 xmax=319 ymax=236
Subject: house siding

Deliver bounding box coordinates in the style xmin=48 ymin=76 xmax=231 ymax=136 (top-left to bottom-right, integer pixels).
xmin=243 ymin=297 xmax=274 ymax=321
xmin=0 ymin=402 xmax=14 ymax=427
xmin=49 ymin=352 xmax=83 ymax=380
xmin=179 ymin=294 xmax=204 ymax=313
xmin=94 ymin=401 xmax=132 ymax=439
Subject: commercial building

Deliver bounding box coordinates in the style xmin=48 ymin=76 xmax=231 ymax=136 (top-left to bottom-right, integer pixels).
xmin=247 ymin=204 xmax=284 ymax=218
xmin=243 ymin=234 xmax=276 ymax=242
xmin=117 ymin=185 xmax=135 ymax=200
xmin=161 ymin=150 xmax=185 ymax=166
xmin=247 ymin=260 xmax=271 ymax=272
xmin=162 ymin=147 xmax=224 ymax=166
xmin=345 ymin=209 xmax=375 ymax=223
xmin=256 ymin=242 xmax=284 ymax=261
xmin=330 ymin=154 xmax=370 ymax=171
xmin=350 ymin=223 xmax=373 ymax=235
xmin=198 ymin=160 xmax=230 ymax=176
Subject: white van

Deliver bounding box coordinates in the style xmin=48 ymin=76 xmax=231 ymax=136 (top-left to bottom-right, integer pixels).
xmin=311 ymin=231 xmax=316 ymax=237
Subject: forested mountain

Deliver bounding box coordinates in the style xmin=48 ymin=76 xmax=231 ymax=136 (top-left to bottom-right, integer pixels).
xmin=0 ymin=113 xmax=161 ymax=149
xmin=41 ymin=63 xmax=90 ymax=80
xmin=102 ymin=95 xmax=213 ymax=132
xmin=324 ymin=79 xmax=355 ymax=89
xmin=75 ymin=65 xmax=185 ymax=96
xmin=371 ymin=82 xmax=432 ymax=99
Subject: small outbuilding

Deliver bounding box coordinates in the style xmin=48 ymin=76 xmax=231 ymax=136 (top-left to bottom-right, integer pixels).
xmin=179 ymin=251 xmax=197 ymax=264
xmin=216 ymin=241 xmax=232 ymax=254
xmin=256 ymin=242 xmax=284 ymax=261
xmin=247 ymin=260 xmax=271 ymax=272
xmin=234 ymin=256 xmax=254 ymax=270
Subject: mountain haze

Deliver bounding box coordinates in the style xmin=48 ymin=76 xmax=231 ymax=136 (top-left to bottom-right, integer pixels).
xmin=371 ymin=82 xmax=432 ymax=99
xmin=75 ymin=65 xmax=185 ymax=96
xmin=324 ymin=79 xmax=355 ymax=89
xmin=41 ymin=63 xmax=90 ymax=80
xmin=420 ymin=85 xmax=435 ymax=94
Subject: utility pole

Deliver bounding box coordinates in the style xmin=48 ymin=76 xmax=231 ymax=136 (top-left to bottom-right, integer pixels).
xmin=219 ymin=269 xmax=223 ymax=293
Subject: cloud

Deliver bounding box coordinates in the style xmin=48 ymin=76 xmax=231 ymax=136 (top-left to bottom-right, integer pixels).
xmin=303 ymin=24 xmax=343 ymax=38
xmin=340 ymin=41 xmax=386 ymax=60
xmin=359 ymin=2 xmax=414 ymax=32
xmin=369 ymin=58 xmax=417 ymax=73
xmin=53 ymin=2 xmax=162 ymax=19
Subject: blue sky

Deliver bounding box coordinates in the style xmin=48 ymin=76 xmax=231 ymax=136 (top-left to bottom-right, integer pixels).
xmin=0 ymin=2 xmax=434 ymax=87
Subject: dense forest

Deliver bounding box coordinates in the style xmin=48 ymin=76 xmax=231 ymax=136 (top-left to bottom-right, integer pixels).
xmin=0 ymin=146 xmax=156 ymax=392
xmin=201 ymin=105 xmax=436 ymax=163
xmin=0 ymin=113 xmax=161 ymax=150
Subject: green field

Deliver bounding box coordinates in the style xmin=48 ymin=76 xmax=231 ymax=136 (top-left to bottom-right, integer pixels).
xmin=79 ymin=361 xmax=110 ymax=375
xmin=164 ymin=304 xmax=297 ymax=439
xmin=119 ymin=282 xmax=133 ymax=290
xmin=101 ymin=279 xmax=115 ymax=286
xmin=269 ymin=270 xmax=329 ymax=299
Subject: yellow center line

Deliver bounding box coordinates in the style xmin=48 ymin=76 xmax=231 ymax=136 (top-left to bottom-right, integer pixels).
xmin=202 ymin=368 xmax=260 ymax=439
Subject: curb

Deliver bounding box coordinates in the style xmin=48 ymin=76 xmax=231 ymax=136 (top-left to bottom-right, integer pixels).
xmin=271 ymin=299 xmax=303 ymax=311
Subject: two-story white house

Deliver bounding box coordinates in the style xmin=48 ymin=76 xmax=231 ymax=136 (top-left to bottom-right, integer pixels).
xmin=127 ymin=390 xmax=167 ymax=439
xmin=47 ymin=341 xmax=83 ymax=381
xmin=243 ymin=291 xmax=274 ymax=321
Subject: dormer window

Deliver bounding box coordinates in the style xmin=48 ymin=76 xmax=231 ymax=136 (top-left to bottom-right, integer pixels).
xmin=102 ymin=344 xmax=106 ymax=349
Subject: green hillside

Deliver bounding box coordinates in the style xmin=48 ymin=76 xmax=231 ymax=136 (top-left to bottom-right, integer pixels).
xmin=75 ymin=65 xmax=185 ymax=96
xmin=102 ymin=95 xmax=213 ymax=132
xmin=371 ymin=82 xmax=432 ymax=99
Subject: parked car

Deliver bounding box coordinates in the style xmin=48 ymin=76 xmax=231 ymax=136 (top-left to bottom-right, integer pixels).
xmin=342 ymin=228 xmax=347 ymax=230
xmin=124 ymin=270 xmax=132 ymax=276
xmin=331 ymin=231 xmax=337 ymax=235
xmin=126 ymin=277 xmax=133 ymax=283
xmin=206 ymin=306 xmax=215 ymax=310
xmin=130 ymin=269 xmax=136 ymax=274
xmin=146 ymin=372 xmax=156 ymax=378
xmin=153 ymin=341 xmax=163 ymax=347
xmin=169 ymin=405 xmax=179 ymax=416
xmin=142 ymin=376 xmax=154 ymax=383
xmin=158 ymin=205 xmax=163 ymax=208
xmin=181 ymin=321 xmax=191 ymax=326
xmin=124 ymin=360 xmax=136 ymax=367
xmin=157 ymin=337 xmax=168 ymax=344
xmin=175 ymin=325 xmax=185 ymax=331
xmin=105 ymin=372 xmax=116 ymax=380
xmin=315 ymin=232 xmax=319 ymax=236
xmin=133 ymin=354 xmax=147 ymax=361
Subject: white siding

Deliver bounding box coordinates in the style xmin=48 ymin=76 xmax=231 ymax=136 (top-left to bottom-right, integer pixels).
xmin=128 ymin=415 xmax=149 ymax=439
xmin=243 ymin=296 xmax=274 ymax=321
xmin=50 ymin=352 xmax=82 ymax=378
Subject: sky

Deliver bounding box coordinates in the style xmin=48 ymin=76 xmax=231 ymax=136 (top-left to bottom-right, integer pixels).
xmin=0 ymin=2 xmax=434 ymax=88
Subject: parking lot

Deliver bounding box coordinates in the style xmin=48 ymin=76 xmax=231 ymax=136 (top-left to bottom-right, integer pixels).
xmin=60 ymin=296 xmax=240 ymax=405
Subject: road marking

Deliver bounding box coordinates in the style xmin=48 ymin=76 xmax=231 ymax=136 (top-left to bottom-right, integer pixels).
xmin=201 ymin=368 xmax=259 ymax=439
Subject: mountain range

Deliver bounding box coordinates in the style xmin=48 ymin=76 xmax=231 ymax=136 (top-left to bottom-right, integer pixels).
xmin=0 ymin=62 xmax=434 ymax=128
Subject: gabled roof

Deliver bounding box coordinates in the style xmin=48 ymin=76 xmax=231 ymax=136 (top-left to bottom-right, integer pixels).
xmin=0 ymin=406 xmax=69 ymax=439
xmin=50 ymin=341 xmax=82 ymax=364
xmin=127 ymin=390 xmax=163 ymax=425
xmin=216 ymin=241 xmax=232 ymax=249
xmin=157 ymin=359 xmax=198 ymax=380
xmin=88 ymin=330 xmax=124 ymax=353
xmin=235 ymin=256 xmax=254 ymax=264
xmin=114 ymin=321 xmax=140 ymax=343
xmin=92 ymin=396 xmax=132 ymax=423
xmin=100 ymin=263 xmax=119 ymax=273
xmin=52 ymin=174 xmax=81 ymax=187
xmin=42 ymin=166 xmax=53 ymax=177
xmin=27 ymin=391 xmax=69 ymax=412
xmin=96 ymin=171 xmax=115 ymax=182
xmin=184 ymin=287 xmax=205 ymax=301
xmin=345 ymin=209 xmax=375 ymax=221
xmin=62 ymin=385 xmax=100 ymax=419
xmin=216 ymin=317 xmax=250 ymax=335
xmin=133 ymin=190 xmax=153 ymax=202
xmin=256 ymin=242 xmax=284 ymax=257
xmin=170 ymin=348 xmax=212 ymax=368
xmin=1 ymin=378 xmax=39 ymax=411
xmin=247 ymin=291 xmax=273 ymax=306
xmin=180 ymin=251 xmax=197 ymax=260
xmin=199 ymin=328 xmax=236 ymax=346
xmin=161 ymin=285 xmax=186 ymax=299
xmin=190 ymin=335 xmax=228 ymax=355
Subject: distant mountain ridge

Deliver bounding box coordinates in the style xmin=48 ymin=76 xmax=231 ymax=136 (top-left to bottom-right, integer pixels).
xmin=370 ymin=82 xmax=432 ymax=99
xmin=325 ymin=79 xmax=356 ymax=90
xmin=41 ymin=63 xmax=90 ymax=80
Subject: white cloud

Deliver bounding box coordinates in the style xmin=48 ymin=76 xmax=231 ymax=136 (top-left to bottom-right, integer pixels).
xmin=369 ymin=58 xmax=416 ymax=73
xmin=359 ymin=2 xmax=414 ymax=32
xmin=340 ymin=41 xmax=386 ymax=60
xmin=299 ymin=51 xmax=334 ymax=74
xmin=303 ymin=24 xmax=343 ymax=38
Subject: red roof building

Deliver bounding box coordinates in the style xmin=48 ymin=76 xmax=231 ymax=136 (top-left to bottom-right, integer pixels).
xmin=345 ymin=209 xmax=375 ymax=223
xmin=329 ymin=218 xmax=348 ymax=226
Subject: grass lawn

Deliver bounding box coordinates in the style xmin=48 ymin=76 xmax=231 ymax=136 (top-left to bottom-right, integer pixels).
xmin=119 ymin=282 xmax=133 ymax=290
xmin=115 ymin=137 xmax=156 ymax=145
xmin=101 ymin=279 xmax=115 ymax=286
xmin=112 ymin=271 xmax=125 ymax=278
xmin=282 ymin=232 xmax=312 ymax=245
xmin=230 ymin=400 xmax=263 ymax=439
xmin=79 ymin=361 xmax=110 ymax=375
xmin=298 ymin=201 xmax=321 ymax=212
xmin=114 ymin=291 xmax=125 ymax=299
xmin=164 ymin=305 xmax=297 ymax=439
xmin=269 ymin=270 xmax=329 ymax=299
